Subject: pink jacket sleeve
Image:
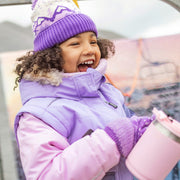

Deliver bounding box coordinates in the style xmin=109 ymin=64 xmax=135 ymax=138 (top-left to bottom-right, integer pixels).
xmin=17 ymin=113 xmax=120 ymax=180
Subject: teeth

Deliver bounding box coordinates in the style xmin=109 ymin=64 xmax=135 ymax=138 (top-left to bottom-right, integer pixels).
xmin=81 ymin=60 xmax=93 ymax=65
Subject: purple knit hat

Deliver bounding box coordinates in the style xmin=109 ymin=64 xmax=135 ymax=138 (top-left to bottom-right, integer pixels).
xmin=31 ymin=0 xmax=98 ymax=51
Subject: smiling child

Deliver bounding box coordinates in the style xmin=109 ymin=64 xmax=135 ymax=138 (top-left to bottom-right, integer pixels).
xmin=14 ymin=0 xmax=154 ymax=179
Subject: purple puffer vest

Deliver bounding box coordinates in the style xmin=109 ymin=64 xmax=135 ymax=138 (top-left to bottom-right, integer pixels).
xmin=14 ymin=68 xmax=134 ymax=180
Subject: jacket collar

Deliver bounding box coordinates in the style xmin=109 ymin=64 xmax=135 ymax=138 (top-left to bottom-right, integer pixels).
xmin=20 ymin=59 xmax=107 ymax=104
xmin=23 ymin=59 xmax=107 ymax=86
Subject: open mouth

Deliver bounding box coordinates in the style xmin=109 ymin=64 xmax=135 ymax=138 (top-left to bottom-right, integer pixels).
xmin=78 ymin=60 xmax=94 ymax=72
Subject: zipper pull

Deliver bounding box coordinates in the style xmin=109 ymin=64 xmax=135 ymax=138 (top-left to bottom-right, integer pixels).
xmin=105 ymin=101 xmax=118 ymax=109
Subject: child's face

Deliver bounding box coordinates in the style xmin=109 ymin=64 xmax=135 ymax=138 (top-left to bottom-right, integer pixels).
xmin=60 ymin=32 xmax=101 ymax=73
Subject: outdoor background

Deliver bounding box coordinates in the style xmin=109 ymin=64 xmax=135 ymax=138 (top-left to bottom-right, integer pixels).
xmin=0 ymin=0 xmax=179 ymax=180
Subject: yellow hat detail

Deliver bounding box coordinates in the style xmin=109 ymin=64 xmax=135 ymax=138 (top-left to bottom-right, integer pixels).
xmin=73 ymin=0 xmax=79 ymax=8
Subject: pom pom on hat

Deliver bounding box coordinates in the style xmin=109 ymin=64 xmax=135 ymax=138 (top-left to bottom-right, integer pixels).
xmin=31 ymin=0 xmax=98 ymax=51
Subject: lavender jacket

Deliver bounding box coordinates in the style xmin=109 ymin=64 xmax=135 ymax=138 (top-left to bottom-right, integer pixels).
xmin=15 ymin=61 xmax=137 ymax=180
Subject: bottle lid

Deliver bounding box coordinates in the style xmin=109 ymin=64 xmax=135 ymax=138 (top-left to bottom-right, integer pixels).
xmin=152 ymin=108 xmax=180 ymax=141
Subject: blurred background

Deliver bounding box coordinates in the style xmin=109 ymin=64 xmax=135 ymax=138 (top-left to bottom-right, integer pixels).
xmin=0 ymin=0 xmax=179 ymax=179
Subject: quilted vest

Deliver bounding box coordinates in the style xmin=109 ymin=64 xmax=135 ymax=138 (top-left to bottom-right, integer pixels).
xmin=14 ymin=68 xmax=133 ymax=180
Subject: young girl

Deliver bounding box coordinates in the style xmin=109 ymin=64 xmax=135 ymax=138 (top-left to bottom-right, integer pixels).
xmin=14 ymin=0 xmax=154 ymax=179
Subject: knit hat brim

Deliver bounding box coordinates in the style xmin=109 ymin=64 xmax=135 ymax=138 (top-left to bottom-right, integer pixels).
xmin=34 ymin=13 xmax=98 ymax=51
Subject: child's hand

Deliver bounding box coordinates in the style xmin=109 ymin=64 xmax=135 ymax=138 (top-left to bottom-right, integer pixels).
xmin=131 ymin=115 xmax=155 ymax=143
xmin=104 ymin=115 xmax=155 ymax=158
xmin=105 ymin=117 xmax=135 ymax=158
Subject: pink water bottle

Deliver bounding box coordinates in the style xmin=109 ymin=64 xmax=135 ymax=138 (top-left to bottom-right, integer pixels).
xmin=125 ymin=108 xmax=180 ymax=180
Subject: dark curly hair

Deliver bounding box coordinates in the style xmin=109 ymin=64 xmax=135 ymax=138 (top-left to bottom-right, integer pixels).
xmin=14 ymin=38 xmax=115 ymax=89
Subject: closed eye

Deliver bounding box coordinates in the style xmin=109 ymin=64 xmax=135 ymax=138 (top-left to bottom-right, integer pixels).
xmin=70 ymin=42 xmax=79 ymax=46
xmin=90 ymin=41 xmax=97 ymax=44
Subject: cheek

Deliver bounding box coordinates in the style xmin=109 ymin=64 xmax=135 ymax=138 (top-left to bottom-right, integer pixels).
xmin=61 ymin=51 xmax=74 ymax=65
xmin=62 ymin=55 xmax=78 ymax=72
xmin=96 ymin=48 xmax=101 ymax=60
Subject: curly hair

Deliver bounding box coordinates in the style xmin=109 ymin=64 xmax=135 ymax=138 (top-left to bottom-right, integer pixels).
xmin=14 ymin=38 xmax=115 ymax=89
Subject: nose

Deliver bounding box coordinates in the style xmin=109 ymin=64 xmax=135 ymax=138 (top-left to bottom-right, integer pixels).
xmin=82 ymin=43 xmax=94 ymax=56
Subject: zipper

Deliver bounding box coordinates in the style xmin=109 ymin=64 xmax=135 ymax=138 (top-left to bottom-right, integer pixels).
xmin=105 ymin=101 xmax=118 ymax=109
xmin=97 ymin=91 xmax=118 ymax=109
